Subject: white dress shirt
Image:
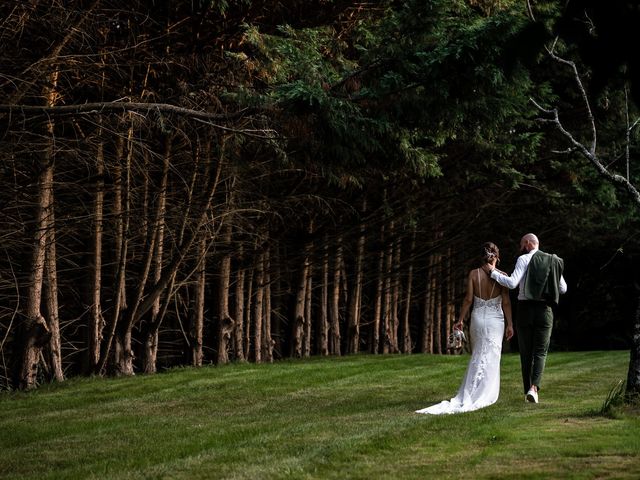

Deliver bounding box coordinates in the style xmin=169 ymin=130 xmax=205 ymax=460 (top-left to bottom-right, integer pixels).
xmin=490 ymin=248 xmax=567 ymax=301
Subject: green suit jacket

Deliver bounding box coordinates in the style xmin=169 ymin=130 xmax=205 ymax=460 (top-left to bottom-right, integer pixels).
xmin=523 ymin=250 xmax=564 ymax=306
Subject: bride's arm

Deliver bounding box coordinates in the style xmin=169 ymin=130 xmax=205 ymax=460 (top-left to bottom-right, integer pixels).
xmin=501 ymin=286 xmax=514 ymax=340
xmin=453 ymin=271 xmax=474 ymax=331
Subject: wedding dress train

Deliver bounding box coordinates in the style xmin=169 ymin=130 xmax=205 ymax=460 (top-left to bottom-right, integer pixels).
xmin=415 ymin=293 xmax=505 ymax=415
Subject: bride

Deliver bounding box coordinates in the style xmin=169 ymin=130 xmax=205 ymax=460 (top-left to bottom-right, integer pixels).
xmin=416 ymin=242 xmax=514 ymax=415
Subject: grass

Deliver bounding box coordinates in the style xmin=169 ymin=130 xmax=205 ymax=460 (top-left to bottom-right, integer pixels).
xmin=0 ymin=351 xmax=638 ymax=479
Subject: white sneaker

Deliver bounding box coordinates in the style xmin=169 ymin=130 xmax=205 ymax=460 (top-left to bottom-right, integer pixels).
xmin=526 ymin=388 xmax=539 ymax=403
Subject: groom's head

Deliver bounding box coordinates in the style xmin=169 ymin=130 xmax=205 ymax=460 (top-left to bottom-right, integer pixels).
xmin=520 ymin=233 xmax=539 ymax=254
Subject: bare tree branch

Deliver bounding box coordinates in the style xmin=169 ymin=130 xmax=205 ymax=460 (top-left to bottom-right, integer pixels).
xmin=546 ymin=48 xmax=597 ymax=156
xmin=0 ymin=102 xmax=275 ymax=136
xmin=530 ymin=60 xmax=640 ymax=207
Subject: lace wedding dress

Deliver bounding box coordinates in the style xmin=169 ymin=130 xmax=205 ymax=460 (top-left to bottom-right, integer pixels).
xmin=416 ymin=276 xmax=505 ymax=415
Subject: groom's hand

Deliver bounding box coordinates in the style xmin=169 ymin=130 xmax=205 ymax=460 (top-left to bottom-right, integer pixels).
xmin=481 ymin=263 xmax=494 ymax=275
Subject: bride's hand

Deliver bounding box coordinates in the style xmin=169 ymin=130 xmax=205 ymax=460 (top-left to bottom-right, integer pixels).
xmin=453 ymin=321 xmax=463 ymax=331
xmin=505 ymin=325 xmax=514 ymax=341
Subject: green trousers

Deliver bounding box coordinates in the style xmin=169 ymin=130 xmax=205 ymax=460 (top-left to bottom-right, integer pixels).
xmin=516 ymin=301 xmax=554 ymax=394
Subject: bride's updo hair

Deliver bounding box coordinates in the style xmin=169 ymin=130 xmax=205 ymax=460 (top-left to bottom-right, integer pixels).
xmin=481 ymin=242 xmax=500 ymax=265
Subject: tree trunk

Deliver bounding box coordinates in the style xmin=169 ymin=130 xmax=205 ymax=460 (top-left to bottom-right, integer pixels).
xmin=292 ymin=253 xmax=309 ymax=358
xmin=401 ymin=227 xmax=416 ymax=353
xmin=86 ymin=136 xmax=104 ymax=374
xmin=97 ymin=133 xmax=130 ymax=375
xmin=216 ymin=225 xmax=234 ymax=364
xmin=190 ymin=235 xmax=207 ymax=367
xmin=113 ymin=326 xmax=134 ymax=377
xmin=15 ymin=73 xmax=61 ymax=389
xmin=303 ymin=261 xmax=313 ymax=357
xmin=16 ymin=158 xmax=53 ymax=389
xmin=244 ymin=266 xmax=254 ymax=357
xmin=44 ymin=206 xmax=63 ymax=381
xmin=111 ymin=126 xmax=154 ymax=377
xmin=292 ymin=223 xmax=313 ymax=358
xmin=271 ymin=251 xmax=283 ymax=358
xmin=391 ymin=225 xmax=401 ymax=354
xmin=421 ymin=254 xmax=436 ymax=354
xmin=434 ymin=253 xmax=443 ymax=354
xmin=142 ymin=137 xmax=171 ymax=374
xmin=253 ymin=252 xmax=264 ymax=363
xmin=382 ymin=224 xmax=393 ymax=354
xmin=319 ymin=235 xmax=329 ymax=356
xmin=445 ymin=247 xmax=454 ymax=354
xmin=372 ymin=225 xmax=385 ymax=354
xmin=347 ymin=209 xmax=366 ymax=354
xmin=263 ymin=248 xmax=274 ymax=362
xmin=329 ymin=236 xmax=343 ymax=356
xmin=181 ymin=143 xmax=207 ymax=367
xmin=233 ymin=244 xmax=246 ymax=362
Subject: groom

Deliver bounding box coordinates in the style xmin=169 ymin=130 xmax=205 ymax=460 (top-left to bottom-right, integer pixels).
xmin=483 ymin=233 xmax=567 ymax=403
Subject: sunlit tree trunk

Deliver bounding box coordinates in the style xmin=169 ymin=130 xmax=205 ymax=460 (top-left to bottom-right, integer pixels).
xmin=40 ymin=70 xmax=63 ymax=383
xmin=16 ymin=160 xmax=52 ymax=389
xmin=15 ymin=72 xmax=64 ymax=389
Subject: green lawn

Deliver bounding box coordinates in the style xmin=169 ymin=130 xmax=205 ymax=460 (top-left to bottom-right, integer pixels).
xmin=0 ymin=351 xmax=638 ymax=479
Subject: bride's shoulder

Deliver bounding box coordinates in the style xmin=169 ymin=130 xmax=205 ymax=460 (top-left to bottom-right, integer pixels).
xmin=467 ymin=268 xmax=480 ymax=277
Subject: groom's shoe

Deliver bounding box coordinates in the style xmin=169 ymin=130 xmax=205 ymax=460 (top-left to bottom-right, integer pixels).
xmin=526 ymin=388 xmax=539 ymax=403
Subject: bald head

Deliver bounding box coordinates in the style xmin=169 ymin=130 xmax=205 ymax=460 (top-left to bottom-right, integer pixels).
xmin=520 ymin=233 xmax=539 ymax=254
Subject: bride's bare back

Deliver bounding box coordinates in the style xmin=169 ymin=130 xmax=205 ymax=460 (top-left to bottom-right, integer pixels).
xmin=471 ymin=268 xmax=502 ymax=300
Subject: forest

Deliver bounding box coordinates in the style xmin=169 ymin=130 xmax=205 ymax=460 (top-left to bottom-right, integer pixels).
xmin=1 ymin=0 xmax=639 ymax=391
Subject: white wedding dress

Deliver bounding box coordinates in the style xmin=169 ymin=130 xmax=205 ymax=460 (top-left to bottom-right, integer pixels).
xmin=416 ymin=275 xmax=505 ymax=415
